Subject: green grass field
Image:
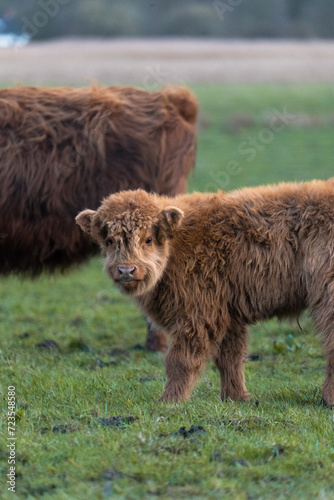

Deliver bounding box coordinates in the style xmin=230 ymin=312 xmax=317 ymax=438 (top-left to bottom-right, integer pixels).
xmin=1 ymin=84 xmax=334 ymax=500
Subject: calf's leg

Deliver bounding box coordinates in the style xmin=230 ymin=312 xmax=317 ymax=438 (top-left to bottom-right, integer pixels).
xmin=160 ymin=336 xmax=208 ymax=402
xmin=213 ymin=325 xmax=250 ymax=402
xmin=145 ymin=318 xmax=168 ymax=352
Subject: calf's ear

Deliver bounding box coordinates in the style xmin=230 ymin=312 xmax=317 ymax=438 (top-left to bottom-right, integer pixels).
xmin=75 ymin=209 xmax=97 ymax=235
xmin=159 ymin=206 xmax=184 ymax=238
xmin=76 ymin=210 xmax=108 ymax=244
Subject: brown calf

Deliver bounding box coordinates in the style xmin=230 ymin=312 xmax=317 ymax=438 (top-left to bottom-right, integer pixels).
xmin=77 ymin=180 xmax=334 ymax=406
xmin=0 ymin=84 xmax=197 ymax=351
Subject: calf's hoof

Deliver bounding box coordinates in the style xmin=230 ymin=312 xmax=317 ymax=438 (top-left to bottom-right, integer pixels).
xmin=221 ymin=390 xmax=250 ymax=403
xmin=158 ymin=394 xmax=182 ymax=403
xmin=158 ymin=387 xmax=186 ymax=403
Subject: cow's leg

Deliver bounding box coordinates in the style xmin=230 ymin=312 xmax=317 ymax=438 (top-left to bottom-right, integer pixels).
xmin=322 ymin=349 xmax=334 ymax=406
xmin=312 ymin=296 xmax=334 ymax=406
xmin=159 ymin=336 xmax=208 ymax=402
xmin=145 ymin=318 xmax=168 ymax=352
xmin=213 ymin=324 xmax=250 ymax=402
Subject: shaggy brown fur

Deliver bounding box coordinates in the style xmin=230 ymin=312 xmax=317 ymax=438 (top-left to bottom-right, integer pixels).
xmin=77 ymin=180 xmax=334 ymax=406
xmin=0 ymin=84 xmax=197 ymax=351
xmin=0 ymin=84 xmax=197 ymax=275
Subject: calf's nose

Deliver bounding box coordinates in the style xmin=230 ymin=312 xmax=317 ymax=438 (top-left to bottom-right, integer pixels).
xmin=117 ymin=266 xmax=136 ymax=279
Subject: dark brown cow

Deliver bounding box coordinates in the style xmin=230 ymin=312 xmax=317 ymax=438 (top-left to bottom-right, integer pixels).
xmin=0 ymin=84 xmax=198 ymax=351
xmin=77 ymin=181 xmax=334 ymax=406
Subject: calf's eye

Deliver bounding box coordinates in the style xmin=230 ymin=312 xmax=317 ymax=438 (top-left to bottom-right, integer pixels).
xmin=145 ymin=237 xmax=152 ymax=245
xmin=106 ymin=238 xmax=113 ymax=246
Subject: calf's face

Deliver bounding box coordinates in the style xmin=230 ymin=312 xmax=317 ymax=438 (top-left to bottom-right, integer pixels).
xmin=103 ymin=223 xmax=167 ymax=296
xmin=76 ymin=191 xmax=183 ymax=297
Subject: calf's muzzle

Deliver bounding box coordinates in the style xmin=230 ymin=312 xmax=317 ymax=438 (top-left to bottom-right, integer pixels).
xmin=117 ymin=265 xmax=137 ymax=282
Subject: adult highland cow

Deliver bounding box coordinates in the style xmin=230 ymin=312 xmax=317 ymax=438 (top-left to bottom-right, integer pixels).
xmin=0 ymin=84 xmax=198 ymax=350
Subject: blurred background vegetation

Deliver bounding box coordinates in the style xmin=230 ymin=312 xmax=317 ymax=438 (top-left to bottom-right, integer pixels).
xmin=1 ymin=0 xmax=334 ymax=40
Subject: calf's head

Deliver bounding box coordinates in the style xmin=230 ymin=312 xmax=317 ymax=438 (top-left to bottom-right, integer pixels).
xmin=76 ymin=190 xmax=183 ymax=296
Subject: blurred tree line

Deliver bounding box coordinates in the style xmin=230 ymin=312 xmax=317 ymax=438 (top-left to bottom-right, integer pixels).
xmin=1 ymin=0 xmax=334 ymax=40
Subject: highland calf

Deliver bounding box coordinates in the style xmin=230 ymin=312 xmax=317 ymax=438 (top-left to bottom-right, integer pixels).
xmin=0 ymin=84 xmax=197 ymax=351
xmin=77 ymin=180 xmax=334 ymax=406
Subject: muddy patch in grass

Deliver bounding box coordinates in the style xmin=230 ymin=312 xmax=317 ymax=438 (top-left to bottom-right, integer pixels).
xmin=67 ymin=338 xmax=92 ymax=352
xmin=160 ymin=425 xmax=207 ymax=439
xmin=52 ymin=424 xmax=77 ymax=434
xmin=176 ymin=425 xmax=207 ymax=438
xmin=39 ymin=423 xmax=77 ymax=434
xmin=35 ymin=339 xmax=60 ymax=351
xmin=19 ymin=331 xmax=30 ymax=339
xmin=97 ymin=416 xmax=139 ymax=427
xmin=153 ymin=425 xmax=207 ymax=456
